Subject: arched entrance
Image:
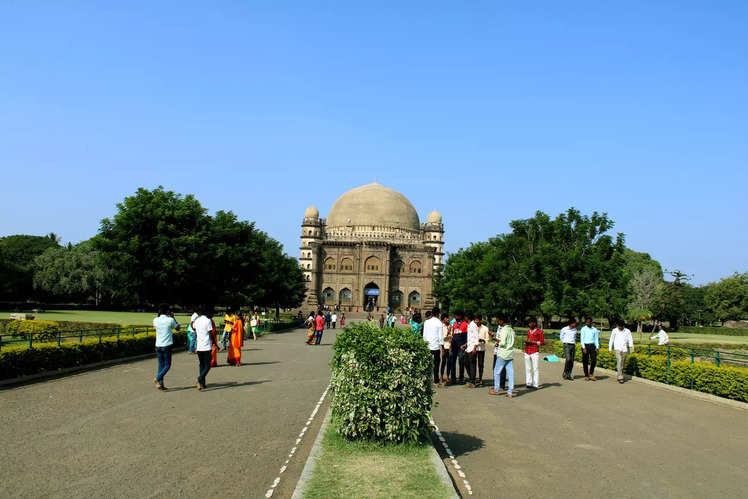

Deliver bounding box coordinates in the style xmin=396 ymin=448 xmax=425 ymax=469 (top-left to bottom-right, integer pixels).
xmin=408 ymin=290 xmax=421 ymax=308
xmin=363 ymin=282 xmax=380 ymax=312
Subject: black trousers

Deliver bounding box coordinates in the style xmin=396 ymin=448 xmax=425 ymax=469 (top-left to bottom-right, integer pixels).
xmin=492 ymin=354 xmax=507 ymax=389
xmin=440 ymin=348 xmax=450 ymax=378
xmin=449 ymin=337 xmax=466 ymax=382
xmin=476 ymin=350 xmax=486 ymax=381
xmin=582 ymin=344 xmax=598 ymax=376
xmin=197 ymin=350 xmax=212 ymax=387
xmin=466 ymin=351 xmax=477 ymax=383
xmin=563 ymin=343 xmax=576 ymax=378
xmin=431 ymin=349 xmax=441 ymax=383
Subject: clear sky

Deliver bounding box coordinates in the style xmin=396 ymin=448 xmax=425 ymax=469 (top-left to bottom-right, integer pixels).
xmin=1 ymin=1 xmax=746 ymax=285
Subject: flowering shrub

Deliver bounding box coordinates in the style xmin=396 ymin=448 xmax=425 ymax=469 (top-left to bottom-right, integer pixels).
xmin=330 ymin=322 xmax=433 ymax=443
xmin=6 ymin=320 xmax=60 ymax=341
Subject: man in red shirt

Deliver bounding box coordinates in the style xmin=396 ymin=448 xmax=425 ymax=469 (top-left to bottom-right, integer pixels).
xmin=448 ymin=311 xmax=469 ymax=385
xmin=523 ymin=318 xmax=545 ymax=389
xmin=314 ymin=311 xmax=326 ymax=345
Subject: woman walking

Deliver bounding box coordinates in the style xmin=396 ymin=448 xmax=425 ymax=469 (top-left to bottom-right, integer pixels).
xmin=227 ymin=312 xmax=244 ymax=366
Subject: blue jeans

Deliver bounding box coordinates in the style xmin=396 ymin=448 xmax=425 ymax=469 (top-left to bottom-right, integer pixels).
xmin=494 ymin=357 xmax=514 ymax=394
xmin=315 ymin=329 xmax=323 ymax=345
xmin=155 ymin=346 xmax=172 ymax=386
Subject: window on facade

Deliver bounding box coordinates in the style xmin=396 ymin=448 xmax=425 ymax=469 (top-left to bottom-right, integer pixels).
xmin=409 ymin=260 xmax=422 ymax=274
xmin=365 ymin=256 xmax=381 ymax=273
xmin=339 ymin=288 xmax=352 ymax=302
xmin=408 ymin=291 xmax=421 ymax=306
xmin=341 ymin=257 xmax=354 ymax=271
xmin=324 ymin=258 xmax=336 ymax=271
xmin=323 ymin=287 xmax=335 ymax=303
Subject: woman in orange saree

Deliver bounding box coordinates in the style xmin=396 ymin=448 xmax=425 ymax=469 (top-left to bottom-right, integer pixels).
xmin=210 ymin=317 xmax=219 ymax=367
xmin=227 ymin=314 xmax=244 ymax=366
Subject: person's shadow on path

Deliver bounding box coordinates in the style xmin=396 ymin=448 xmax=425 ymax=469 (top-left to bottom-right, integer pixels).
xmin=436 ymin=432 xmax=484 ymax=458
xmin=165 ymin=380 xmax=271 ymax=392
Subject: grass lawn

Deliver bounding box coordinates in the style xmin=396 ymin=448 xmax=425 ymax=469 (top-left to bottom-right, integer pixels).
xmin=302 ymin=422 xmax=453 ymax=499
xmin=2 ymin=310 xmax=193 ymax=326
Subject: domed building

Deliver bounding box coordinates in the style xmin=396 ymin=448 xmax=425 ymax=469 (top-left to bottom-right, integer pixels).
xmin=300 ymin=183 xmax=444 ymax=312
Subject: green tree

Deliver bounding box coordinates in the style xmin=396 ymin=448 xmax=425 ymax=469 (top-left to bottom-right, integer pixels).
xmin=704 ymin=272 xmax=748 ymax=325
xmin=32 ymin=241 xmax=112 ymax=305
xmin=0 ymin=234 xmax=61 ymax=300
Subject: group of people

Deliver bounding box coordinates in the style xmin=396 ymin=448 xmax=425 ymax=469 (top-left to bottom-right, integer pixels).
xmin=153 ymin=306 xmax=264 ymax=391
xmin=303 ymin=310 xmax=344 ymax=345
xmin=419 ymin=307 xmax=651 ymax=397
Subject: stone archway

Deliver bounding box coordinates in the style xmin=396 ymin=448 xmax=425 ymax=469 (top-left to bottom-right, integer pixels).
xmin=363 ymin=282 xmax=380 ymax=312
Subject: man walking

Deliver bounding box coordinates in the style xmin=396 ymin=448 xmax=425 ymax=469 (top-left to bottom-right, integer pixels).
xmin=331 ymin=312 xmax=338 ymax=329
xmin=465 ymin=313 xmax=480 ymax=387
xmin=423 ymin=308 xmax=444 ymax=386
xmin=580 ymin=318 xmax=600 ymax=381
xmin=523 ymin=318 xmax=545 ymax=389
xmin=448 ymin=311 xmax=469 ymax=385
xmin=650 ymin=324 xmax=669 ymax=345
xmin=194 ymin=308 xmax=218 ymax=390
xmin=559 ymin=319 xmax=578 ymax=380
xmin=153 ymin=303 xmax=180 ymax=390
xmin=489 ymin=316 xmax=515 ymax=398
xmin=314 ymin=311 xmax=325 ymax=345
xmin=609 ymin=320 xmax=634 ymax=383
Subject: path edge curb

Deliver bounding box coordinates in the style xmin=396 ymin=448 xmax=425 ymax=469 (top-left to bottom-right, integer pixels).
xmin=592 ymin=366 xmax=747 ymax=411
xmin=291 ymin=407 xmax=331 ymax=499
xmin=429 ymin=432 xmax=461 ymax=499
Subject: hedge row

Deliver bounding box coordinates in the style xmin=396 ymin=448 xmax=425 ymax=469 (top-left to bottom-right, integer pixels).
xmin=551 ymin=341 xmax=748 ymax=402
xmin=5 ymin=320 xmax=61 ymax=340
xmin=330 ymin=322 xmax=433 ymax=443
xmin=677 ymin=326 xmax=748 ymax=337
xmin=0 ymin=332 xmax=187 ymax=381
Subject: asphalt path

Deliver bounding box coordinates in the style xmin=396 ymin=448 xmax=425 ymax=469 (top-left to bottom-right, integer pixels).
xmin=431 ymin=351 xmax=748 ymax=498
xmin=1 ymin=326 xmax=338 ymax=498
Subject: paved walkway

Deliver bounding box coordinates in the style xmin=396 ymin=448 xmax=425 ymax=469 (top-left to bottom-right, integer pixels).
xmin=431 ymin=351 xmax=748 ymax=498
xmin=1 ymin=327 xmax=338 ymax=498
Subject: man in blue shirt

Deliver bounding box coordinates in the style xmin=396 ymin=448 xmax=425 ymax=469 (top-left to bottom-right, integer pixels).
xmin=580 ymin=318 xmax=600 ymax=381
xmin=153 ymin=303 xmax=180 ymax=390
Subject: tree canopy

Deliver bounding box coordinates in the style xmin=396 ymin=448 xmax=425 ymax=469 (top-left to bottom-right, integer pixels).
xmin=0 ymin=234 xmax=60 ymax=300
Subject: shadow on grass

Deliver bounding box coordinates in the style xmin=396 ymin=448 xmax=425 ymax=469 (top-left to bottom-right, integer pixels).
xmin=436 ymin=431 xmax=485 ymax=458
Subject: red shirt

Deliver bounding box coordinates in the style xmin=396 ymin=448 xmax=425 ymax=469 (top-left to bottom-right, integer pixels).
xmin=452 ymin=321 xmax=468 ymax=335
xmin=524 ymin=328 xmax=545 ymax=354
xmin=315 ymin=315 xmax=325 ymax=330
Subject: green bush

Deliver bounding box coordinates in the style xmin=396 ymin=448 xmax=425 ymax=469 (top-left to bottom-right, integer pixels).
xmin=330 ymin=322 xmax=433 ymax=443
xmin=6 ymin=320 xmax=60 ymax=340
xmin=551 ymin=341 xmax=748 ymax=402
xmin=677 ymin=326 xmax=748 ymax=336
xmin=0 ymin=331 xmax=186 ymax=381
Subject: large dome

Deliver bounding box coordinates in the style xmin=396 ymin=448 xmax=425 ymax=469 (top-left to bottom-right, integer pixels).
xmin=327 ymin=183 xmax=420 ymax=231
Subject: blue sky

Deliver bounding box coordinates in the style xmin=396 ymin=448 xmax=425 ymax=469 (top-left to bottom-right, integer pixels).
xmin=1 ymin=1 xmax=746 ymax=284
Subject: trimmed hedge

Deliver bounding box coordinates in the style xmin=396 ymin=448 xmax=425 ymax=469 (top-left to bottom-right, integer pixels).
xmin=677 ymin=326 xmax=748 ymax=337
xmin=330 ymin=322 xmax=433 ymax=443
xmin=0 ymin=331 xmax=186 ymax=381
xmin=6 ymin=320 xmax=60 ymax=340
xmin=551 ymin=341 xmax=748 ymax=402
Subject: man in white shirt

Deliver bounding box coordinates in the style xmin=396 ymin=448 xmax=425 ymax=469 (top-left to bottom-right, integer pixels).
xmin=193 ymin=310 xmax=218 ymax=390
xmin=331 ymin=313 xmax=338 ymax=329
xmin=559 ymin=319 xmax=578 ymax=381
xmin=650 ymin=325 xmax=669 ymax=346
xmin=153 ymin=304 xmax=180 ymax=390
xmin=465 ymin=313 xmax=480 ymax=387
xmin=475 ymin=316 xmax=492 ymax=386
xmin=422 ymin=308 xmax=444 ymax=386
xmin=609 ymin=320 xmax=634 ymax=384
